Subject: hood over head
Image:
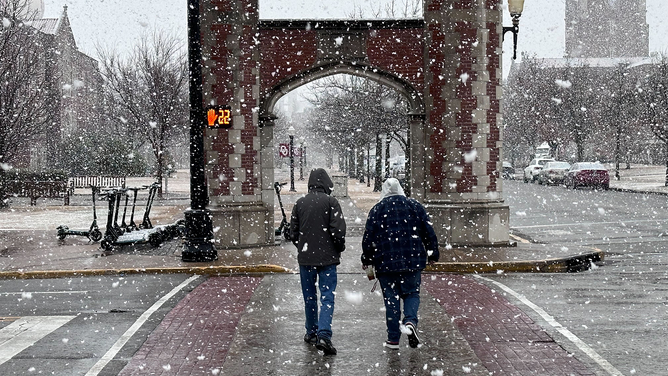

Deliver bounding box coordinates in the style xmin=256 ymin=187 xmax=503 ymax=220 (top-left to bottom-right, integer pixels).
xmin=308 ymin=168 xmax=333 ymax=195
xmin=379 ymin=178 xmax=405 ymax=201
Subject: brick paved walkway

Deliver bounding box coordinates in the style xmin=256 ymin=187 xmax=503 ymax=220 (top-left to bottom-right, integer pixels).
xmin=118 ymin=276 xmax=262 ymax=375
xmin=424 ymin=275 xmax=596 ymax=375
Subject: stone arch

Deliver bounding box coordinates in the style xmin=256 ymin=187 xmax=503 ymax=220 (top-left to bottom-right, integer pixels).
xmin=260 ymin=61 xmax=425 ymax=120
xmin=197 ymin=0 xmax=511 ymax=249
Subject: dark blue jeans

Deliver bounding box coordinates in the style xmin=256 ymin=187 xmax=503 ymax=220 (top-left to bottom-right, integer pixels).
xmin=299 ymin=264 xmax=338 ymax=340
xmin=377 ymin=271 xmax=421 ymax=343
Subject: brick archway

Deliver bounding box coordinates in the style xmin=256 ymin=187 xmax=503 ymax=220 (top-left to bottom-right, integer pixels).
xmin=198 ymin=0 xmax=510 ymax=248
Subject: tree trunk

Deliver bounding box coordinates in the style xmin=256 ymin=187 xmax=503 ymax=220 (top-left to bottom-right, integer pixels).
xmin=614 ymin=126 xmax=622 ymax=181
xmin=385 ymin=134 xmax=391 ymax=178
xmin=665 ymin=142 xmax=668 ymax=187
xmin=405 ymin=126 xmax=411 ymax=197
xmin=367 ymin=144 xmax=371 ymax=188
xmin=374 ymin=133 xmax=382 ymax=192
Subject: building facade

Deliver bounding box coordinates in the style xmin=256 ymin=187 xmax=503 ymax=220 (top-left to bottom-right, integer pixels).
xmin=16 ymin=6 xmax=102 ymax=169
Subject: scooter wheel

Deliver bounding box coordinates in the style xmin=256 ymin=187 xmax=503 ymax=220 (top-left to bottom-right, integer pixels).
xmin=149 ymin=231 xmax=163 ymax=247
xmin=100 ymin=240 xmax=112 ymax=251
xmin=57 ymin=233 xmax=67 ymax=240
xmin=90 ymin=229 xmax=102 ymax=242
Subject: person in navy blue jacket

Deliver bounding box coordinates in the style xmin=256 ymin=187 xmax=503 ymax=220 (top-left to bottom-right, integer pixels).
xmin=361 ymin=178 xmax=439 ymax=349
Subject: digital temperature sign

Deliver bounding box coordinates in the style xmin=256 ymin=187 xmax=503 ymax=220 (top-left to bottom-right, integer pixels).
xmin=206 ymin=106 xmax=233 ymax=129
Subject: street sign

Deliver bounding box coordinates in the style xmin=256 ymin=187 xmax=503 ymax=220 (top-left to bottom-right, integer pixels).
xmin=206 ymin=105 xmax=233 ymax=129
xmin=279 ymin=143 xmax=289 ymax=158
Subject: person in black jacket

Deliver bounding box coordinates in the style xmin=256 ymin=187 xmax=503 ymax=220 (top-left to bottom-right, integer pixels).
xmin=361 ymin=178 xmax=439 ymax=350
xmin=290 ymin=168 xmax=346 ymax=355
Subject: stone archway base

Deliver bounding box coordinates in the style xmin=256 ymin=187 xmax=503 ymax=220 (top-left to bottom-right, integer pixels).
xmin=210 ymin=204 xmax=273 ymax=248
xmin=425 ymin=202 xmax=510 ymax=246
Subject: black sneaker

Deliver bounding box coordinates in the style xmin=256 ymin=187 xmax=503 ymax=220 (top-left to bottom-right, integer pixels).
xmin=315 ymin=337 xmax=337 ymax=355
xmin=405 ymin=322 xmax=420 ymax=348
xmin=304 ymin=333 xmax=317 ymax=345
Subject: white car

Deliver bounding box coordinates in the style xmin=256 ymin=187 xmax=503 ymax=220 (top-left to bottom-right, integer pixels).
xmin=523 ymin=158 xmax=555 ymax=183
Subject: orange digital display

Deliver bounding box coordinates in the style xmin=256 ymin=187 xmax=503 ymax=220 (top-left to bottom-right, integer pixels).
xmin=206 ymin=106 xmax=232 ymax=128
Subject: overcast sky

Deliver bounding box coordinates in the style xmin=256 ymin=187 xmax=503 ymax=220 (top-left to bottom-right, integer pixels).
xmin=43 ymin=0 xmax=668 ymax=78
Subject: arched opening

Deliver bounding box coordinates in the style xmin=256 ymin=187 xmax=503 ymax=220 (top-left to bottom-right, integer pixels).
xmin=259 ymin=64 xmax=426 ymax=235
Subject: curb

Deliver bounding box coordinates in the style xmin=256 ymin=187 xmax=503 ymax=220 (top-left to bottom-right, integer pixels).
xmin=0 ymin=249 xmax=605 ymax=279
xmin=0 ymin=264 xmax=294 ymax=280
xmin=425 ymin=249 xmax=604 ymax=274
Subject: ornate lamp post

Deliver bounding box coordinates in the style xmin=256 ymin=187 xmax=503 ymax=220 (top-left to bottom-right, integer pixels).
xmin=288 ymin=126 xmax=296 ymax=192
xmin=503 ymin=0 xmax=526 ymax=60
xmin=182 ymin=0 xmax=216 ymax=261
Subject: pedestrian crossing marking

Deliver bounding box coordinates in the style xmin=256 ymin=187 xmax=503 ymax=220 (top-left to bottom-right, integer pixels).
xmin=0 ymin=316 xmax=75 ymax=366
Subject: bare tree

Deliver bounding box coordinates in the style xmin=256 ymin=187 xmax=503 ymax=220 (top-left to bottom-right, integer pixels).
xmin=0 ymin=0 xmax=50 ymax=168
xmin=98 ymin=32 xmax=188 ymax=197
xmin=639 ymin=55 xmax=668 ymax=185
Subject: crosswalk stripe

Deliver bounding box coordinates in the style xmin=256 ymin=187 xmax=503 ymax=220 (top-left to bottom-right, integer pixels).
xmin=0 ymin=316 xmax=76 ymax=366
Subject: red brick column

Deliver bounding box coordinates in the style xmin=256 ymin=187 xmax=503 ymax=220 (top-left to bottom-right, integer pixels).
xmin=422 ymin=0 xmax=510 ymax=246
xmin=200 ymin=0 xmax=272 ymax=247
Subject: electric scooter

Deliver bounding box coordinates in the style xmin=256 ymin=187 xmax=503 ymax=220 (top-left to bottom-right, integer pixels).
xmin=56 ymin=186 xmax=103 ymax=242
xmin=274 ymin=181 xmax=291 ymax=242
xmin=99 ymin=183 xmax=181 ymax=252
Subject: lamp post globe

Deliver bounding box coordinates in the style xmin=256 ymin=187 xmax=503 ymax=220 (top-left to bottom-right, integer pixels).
xmin=503 ymin=0 xmax=526 ymax=59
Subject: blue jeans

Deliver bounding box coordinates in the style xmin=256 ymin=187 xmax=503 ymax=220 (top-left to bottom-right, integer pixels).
xmin=377 ymin=271 xmax=421 ymax=343
xmin=299 ymin=264 xmax=338 ymax=340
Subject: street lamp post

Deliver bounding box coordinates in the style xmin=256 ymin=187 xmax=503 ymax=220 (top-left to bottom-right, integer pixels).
xmin=299 ymin=137 xmax=305 ymax=181
xmin=288 ymin=126 xmax=296 ymax=192
xmin=503 ymin=0 xmax=526 ymax=60
xmin=303 ymin=140 xmax=307 ymax=177
xmin=182 ymin=0 xmax=216 ymax=262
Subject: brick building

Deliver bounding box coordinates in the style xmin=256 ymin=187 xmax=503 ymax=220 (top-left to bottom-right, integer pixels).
xmin=14 ymin=5 xmax=103 ymax=169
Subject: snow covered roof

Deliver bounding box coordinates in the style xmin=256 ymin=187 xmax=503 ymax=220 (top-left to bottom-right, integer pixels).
xmin=27 ymin=18 xmax=59 ymax=34
xmin=533 ymin=57 xmax=653 ymax=69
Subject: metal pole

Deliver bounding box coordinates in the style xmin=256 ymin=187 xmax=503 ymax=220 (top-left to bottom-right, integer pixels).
xmin=299 ymin=144 xmax=304 ymax=181
xmin=182 ymin=0 xmax=217 ymax=262
xmin=289 ymin=135 xmax=296 ymax=192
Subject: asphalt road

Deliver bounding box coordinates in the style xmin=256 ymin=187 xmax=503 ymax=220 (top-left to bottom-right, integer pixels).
xmin=480 ymin=180 xmax=668 ymax=376
xmin=0 ymin=274 xmax=201 ymax=376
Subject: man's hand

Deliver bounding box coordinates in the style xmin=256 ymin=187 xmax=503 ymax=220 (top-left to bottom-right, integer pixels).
xmin=362 ymin=265 xmax=368 ymax=270
xmin=428 ymin=260 xmax=436 ymax=266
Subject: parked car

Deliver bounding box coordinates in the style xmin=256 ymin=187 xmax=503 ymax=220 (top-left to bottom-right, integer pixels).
xmin=564 ymin=162 xmax=610 ymax=190
xmin=537 ymin=161 xmax=571 ymax=185
xmin=502 ymin=161 xmax=515 ymax=179
xmin=523 ymin=158 xmax=555 ymax=183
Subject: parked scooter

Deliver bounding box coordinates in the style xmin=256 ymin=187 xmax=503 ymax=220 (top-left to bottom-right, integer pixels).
xmin=56 ymin=186 xmax=102 ymax=242
xmin=274 ymin=181 xmax=291 ymax=242
xmin=98 ymin=183 xmax=183 ymax=252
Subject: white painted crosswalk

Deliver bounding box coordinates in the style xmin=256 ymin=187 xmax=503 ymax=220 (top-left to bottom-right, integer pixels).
xmin=0 ymin=316 xmax=76 ymax=366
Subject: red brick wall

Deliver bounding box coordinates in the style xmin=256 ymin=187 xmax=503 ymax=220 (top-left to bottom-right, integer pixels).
xmin=259 ymin=29 xmax=319 ymax=93
xmin=366 ymin=28 xmax=424 ymax=94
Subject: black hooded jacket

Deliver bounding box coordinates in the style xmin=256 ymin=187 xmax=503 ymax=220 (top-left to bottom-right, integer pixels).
xmin=290 ymin=168 xmax=347 ymax=266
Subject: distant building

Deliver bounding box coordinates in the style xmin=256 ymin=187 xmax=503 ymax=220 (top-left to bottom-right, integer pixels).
xmin=16 ymin=6 xmax=103 ymax=169
xmin=565 ymin=0 xmax=649 ymax=58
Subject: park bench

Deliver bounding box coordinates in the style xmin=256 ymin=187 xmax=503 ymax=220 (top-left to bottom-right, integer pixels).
xmin=2 ymin=180 xmax=70 ymax=206
xmin=67 ymin=176 xmax=126 ymax=195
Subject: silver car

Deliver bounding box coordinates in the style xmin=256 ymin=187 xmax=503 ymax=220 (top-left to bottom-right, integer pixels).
xmin=537 ymin=161 xmax=571 ymax=185
xmin=523 ymin=158 xmax=555 ymax=183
